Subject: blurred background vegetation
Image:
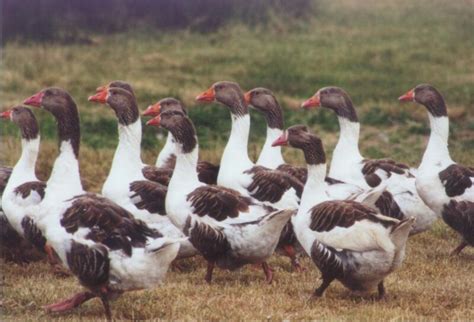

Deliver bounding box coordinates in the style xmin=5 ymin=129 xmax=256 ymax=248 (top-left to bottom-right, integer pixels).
xmin=1 ymin=0 xmax=473 ymax=191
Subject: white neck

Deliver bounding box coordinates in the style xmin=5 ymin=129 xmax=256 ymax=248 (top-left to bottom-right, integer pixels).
xmin=218 ymin=114 xmax=253 ymax=182
xmin=171 ymin=144 xmax=199 ymax=184
xmin=293 ymin=163 xmax=328 ymax=255
xmin=44 ymin=140 xmax=83 ymax=200
xmin=329 ymin=117 xmax=363 ymax=176
xmin=156 ymin=133 xmax=175 ymax=167
xmin=109 ymin=119 xmax=143 ymax=177
xmin=257 ymin=127 xmax=285 ymax=169
xmin=7 ymin=137 xmax=40 ymax=188
xmin=420 ymin=115 xmax=452 ymax=169
xmin=299 ymin=163 xmax=329 ymax=213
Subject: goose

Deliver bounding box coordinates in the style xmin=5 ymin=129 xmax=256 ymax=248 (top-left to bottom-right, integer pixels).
xmin=245 ymin=87 xmax=378 ymax=201
xmin=196 ymin=81 xmax=305 ymax=270
xmin=0 ymin=109 xmax=46 ymax=263
xmin=23 ymin=88 xmax=181 ymax=320
xmin=272 ymin=124 xmax=414 ymax=298
xmin=88 ymin=85 xmax=197 ymax=259
xmin=301 ymin=87 xmax=436 ymax=234
xmin=146 ymin=108 xmax=294 ymax=283
xmin=143 ymin=98 xmax=220 ymax=185
xmin=91 ymin=80 xmax=173 ymax=186
xmin=399 ymin=84 xmax=473 ymax=255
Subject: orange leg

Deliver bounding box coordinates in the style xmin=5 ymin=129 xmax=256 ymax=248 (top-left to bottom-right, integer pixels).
xmin=283 ymin=245 xmax=305 ymax=272
xmin=261 ymin=262 xmax=274 ymax=284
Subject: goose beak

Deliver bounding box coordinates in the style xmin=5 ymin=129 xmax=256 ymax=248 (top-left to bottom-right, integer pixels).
xmin=88 ymin=86 xmax=108 ymax=104
xmin=95 ymin=84 xmax=109 ymax=93
xmin=244 ymin=91 xmax=251 ymax=105
xmin=23 ymin=91 xmax=44 ymax=108
xmin=0 ymin=110 xmax=12 ymax=120
xmin=143 ymin=103 xmax=160 ymax=117
xmin=398 ymin=89 xmax=415 ymax=102
xmin=272 ymin=130 xmax=289 ymax=147
xmin=196 ymin=87 xmax=215 ymax=102
xmin=301 ymin=92 xmax=320 ymax=109
xmin=146 ymin=115 xmax=161 ymax=126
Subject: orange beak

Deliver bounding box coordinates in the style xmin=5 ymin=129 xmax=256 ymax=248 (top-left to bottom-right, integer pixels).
xmin=0 ymin=109 xmax=12 ymax=119
xmin=196 ymin=87 xmax=215 ymax=102
xmin=143 ymin=102 xmax=160 ymax=117
xmin=95 ymin=84 xmax=109 ymax=93
xmin=398 ymin=89 xmax=415 ymax=102
xmin=244 ymin=91 xmax=251 ymax=105
xmin=23 ymin=91 xmax=44 ymax=107
xmin=272 ymin=130 xmax=289 ymax=147
xmin=301 ymin=92 xmax=320 ymax=109
xmin=88 ymin=86 xmax=108 ymax=104
xmin=146 ymin=115 xmax=161 ymax=126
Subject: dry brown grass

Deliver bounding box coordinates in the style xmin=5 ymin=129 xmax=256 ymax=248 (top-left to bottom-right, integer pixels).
xmin=2 ymin=222 xmax=473 ymax=320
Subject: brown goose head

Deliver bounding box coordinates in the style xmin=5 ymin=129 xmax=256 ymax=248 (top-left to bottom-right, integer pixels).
xmin=24 ymin=87 xmax=80 ymax=157
xmin=1 ymin=106 xmax=39 ymax=140
xmin=301 ymin=86 xmax=358 ymax=122
xmin=245 ymin=87 xmax=283 ymax=129
xmin=399 ymin=84 xmax=447 ymax=117
xmin=95 ymin=80 xmax=135 ymax=97
xmin=143 ymin=98 xmax=187 ymax=118
xmin=89 ymin=86 xmax=139 ymax=126
xmin=146 ymin=110 xmax=197 ymax=154
xmin=196 ymin=81 xmax=248 ymax=116
xmin=272 ymin=124 xmax=326 ymax=165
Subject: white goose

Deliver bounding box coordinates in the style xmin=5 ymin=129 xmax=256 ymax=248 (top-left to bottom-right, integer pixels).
xmin=1 ymin=107 xmax=49 ymax=255
xmin=143 ymin=98 xmax=220 ymax=185
xmin=273 ymin=125 xmax=414 ymax=298
xmin=88 ymin=84 xmax=196 ymax=259
xmin=146 ymin=108 xmax=294 ymax=283
xmin=399 ymin=84 xmax=473 ymax=254
xmin=23 ymin=88 xmax=181 ymax=320
xmin=301 ymin=86 xmax=436 ymax=234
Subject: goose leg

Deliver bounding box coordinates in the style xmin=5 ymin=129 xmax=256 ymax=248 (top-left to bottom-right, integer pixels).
xmin=450 ymin=240 xmax=468 ymax=256
xmin=43 ymin=291 xmax=95 ymax=312
xmin=312 ymin=275 xmax=334 ymax=298
xmin=100 ymin=294 xmax=112 ymax=321
xmin=205 ymin=261 xmax=215 ymax=284
xmin=377 ymin=281 xmax=385 ymax=300
xmin=44 ymin=244 xmax=70 ymax=277
xmin=261 ymin=262 xmax=274 ymax=284
xmin=283 ymin=245 xmax=305 ymax=272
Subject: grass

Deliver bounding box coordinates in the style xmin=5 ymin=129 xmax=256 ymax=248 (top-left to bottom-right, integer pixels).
xmin=1 ymin=0 xmax=473 ymax=320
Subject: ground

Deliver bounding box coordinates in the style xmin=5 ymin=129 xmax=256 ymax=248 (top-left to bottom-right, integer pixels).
xmin=1 ymin=0 xmax=473 ymax=320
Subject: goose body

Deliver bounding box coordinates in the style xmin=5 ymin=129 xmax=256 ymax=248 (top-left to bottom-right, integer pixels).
xmin=150 ymin=109 xmax=293 ymax=283
xmin=273 ymin=125 xmax=413 ymax=297
xmin=399 ymin=84 xmax=474 ymax=254
xmin=23 ymin=88 xmax=180 ymax=320
xmin=89 ymin=85 xmax=196 ymax=259
xmin=302 ymin=87 xmax=436 ymax=234
xmin=1 ymin=108 xmax=47 ymax=250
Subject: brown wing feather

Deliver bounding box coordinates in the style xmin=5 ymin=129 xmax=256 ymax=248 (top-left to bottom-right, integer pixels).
xmin=197 ymin=161 xmax=220 ymax=185
xmin=13 ymin=181 xmax=46 ymax=200
xmin=142 ymin=165 xmax=173 ymax=186
xmin=276 ymin=164 xmax=307 ymax=183
xmin=61 ymin=193 xmax=162 ymax=256
xmin=308 ymin=200 xmax=395 ymax=232
xmin=129 ymin=180 xmax=167 ymax=214
xmin=0 ymin=166 xmax=12 ymax=194
xmin=245 ymin=166 xmax=304 ymax=202
xmin=439 ymin=164 xmax=474 ymax=197
xmin=186 ymin=186 xmax=251 ymax=221
xmin=362 ymin=159 xmax=410 ymax=187
xmin=442 ymin=200 xmax=474 ymax=245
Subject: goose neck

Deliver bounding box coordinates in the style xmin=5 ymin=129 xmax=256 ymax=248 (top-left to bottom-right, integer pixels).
xmin=299 ymin=163 xmax=328 ymax=213
xmin=257 ymin=127 xmax=285 ymax=168
xmin=420 ymin=115 xmax=452 ymax=169
xmin=112 ymin=119 xmax=143 ymax=170
xmin=221 ymin=114 xmax=253 ymax=169
xmin=156 ymin=133 xmax=175 ymax=167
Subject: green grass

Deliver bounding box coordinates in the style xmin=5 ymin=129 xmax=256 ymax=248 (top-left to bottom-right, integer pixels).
xmin=1 ymin=0 xmax=474 ymax=320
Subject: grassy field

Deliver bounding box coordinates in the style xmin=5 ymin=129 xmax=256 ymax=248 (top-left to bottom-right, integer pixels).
xmin=1 ymin=0 xmax=473 ymax=320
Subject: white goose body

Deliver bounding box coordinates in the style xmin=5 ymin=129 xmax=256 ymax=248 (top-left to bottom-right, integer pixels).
xmin=275 ymin=127 xmax=413 ymax=296
xmin=2 ymin=137 xmax=43 ymax=236
xmin=161 ymin=113 xmax=293 ymax=282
